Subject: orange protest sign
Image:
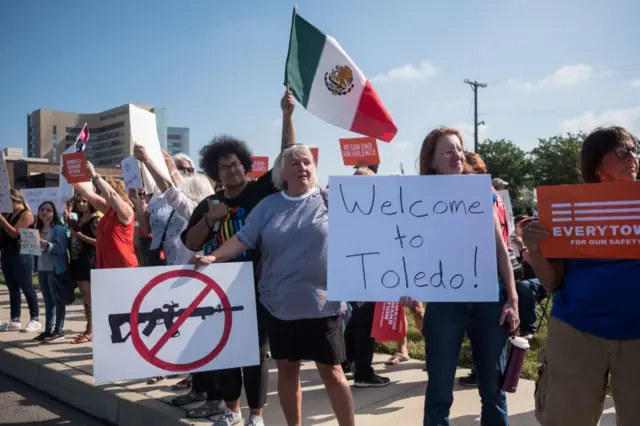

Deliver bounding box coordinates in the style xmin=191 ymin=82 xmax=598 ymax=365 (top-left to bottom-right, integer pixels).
xmin=537 ymin=182 xmax=640 ymax=259
xmin=248 ymin=156 xmax=269 ymax=178
xmin=339 ymin=137 xmax=380 ymax=166
xmin=309 ymin=147 xmax=319 ymax=166
xmin=62 ymin=152 xmax=90 ymax=183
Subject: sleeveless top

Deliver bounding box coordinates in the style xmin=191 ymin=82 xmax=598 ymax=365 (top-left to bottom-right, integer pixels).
xmin=0 ymin=209 xmax=31 ymax=254
xmin=95 ymin=208 xmax=138 ymax=269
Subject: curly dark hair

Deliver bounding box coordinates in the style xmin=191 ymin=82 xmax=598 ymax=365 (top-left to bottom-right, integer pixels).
xmin=199 ymin=135 xmax=253 ymax=181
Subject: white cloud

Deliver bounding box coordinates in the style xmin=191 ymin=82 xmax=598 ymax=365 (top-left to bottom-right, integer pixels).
xmin=454 ymin=122 xmax=490 ymax=144
xmin=391 ymin=141 xmax=413 ymax=151
xmin=560 ymin=106 xmax=640 ymax=135
xmin=630 ymin=79 xmax=640 ymax=88
xmin=371 ymin=61 xmax=437 ymax=83
xmin=508 ymin=64 xmax=595 ymax=91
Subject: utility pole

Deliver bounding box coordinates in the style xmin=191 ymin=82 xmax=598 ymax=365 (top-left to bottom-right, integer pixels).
xmin=464 ymin=79 xmax=487 ymax=152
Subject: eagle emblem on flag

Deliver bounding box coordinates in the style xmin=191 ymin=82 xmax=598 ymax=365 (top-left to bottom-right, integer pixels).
xmin=324 ymin=65 xmax=355 ymax=96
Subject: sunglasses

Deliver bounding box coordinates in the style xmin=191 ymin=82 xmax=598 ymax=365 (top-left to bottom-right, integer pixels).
xmin=177 ymin=165 xmax=195 ymax=173
xmin=612 ymin=145 xmax=637 ymax=159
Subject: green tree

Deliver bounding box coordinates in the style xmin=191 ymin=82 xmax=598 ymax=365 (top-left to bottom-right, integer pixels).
xmin=529 ymin=133 xmax=584 ymax=186
xmin=477 ymin=139 xmax=531 ymax=198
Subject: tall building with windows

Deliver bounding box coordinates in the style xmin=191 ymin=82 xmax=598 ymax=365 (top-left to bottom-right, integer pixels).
xmin=26 ymin=104 xmax=166 ymax=167
xmin=166 ymin=126 xmax=190 ymax=156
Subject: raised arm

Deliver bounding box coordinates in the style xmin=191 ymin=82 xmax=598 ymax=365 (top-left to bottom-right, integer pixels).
xmin=522 ymin=221 xmax=565 ymax=293
xmin=86 ymin=162 xmax=134 ymax=225
xmin=0 ymin=209 xmax=34 ymax=238
xmin=73 ymin=180 xmax=108 ymax=213
xmin=133 ymin=144 xmax=175 ymax=194
xmin=281 ymin=86 xmax=296 ymax=151
xmin=493 ymin=211 xmax=520 ymax=332
xmin=129 ymin=189 xmax=151 ymax=236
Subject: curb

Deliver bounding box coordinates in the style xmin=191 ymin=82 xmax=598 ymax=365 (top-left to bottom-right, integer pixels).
xmin=0 ymin=341 xmax=193 ymax=426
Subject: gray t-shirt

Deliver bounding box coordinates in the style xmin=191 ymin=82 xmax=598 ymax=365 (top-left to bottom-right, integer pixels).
xmin=236 ymin=188 xmax=344 ymax=321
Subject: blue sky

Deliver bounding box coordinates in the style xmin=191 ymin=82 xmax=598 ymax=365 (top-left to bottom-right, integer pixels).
xmin=2 ymin=0 xmax=640 ymax=180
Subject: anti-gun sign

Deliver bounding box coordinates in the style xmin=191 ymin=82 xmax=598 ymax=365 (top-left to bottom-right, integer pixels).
xmin=91 ymin=263 xmax=258 ymax=384
xmin=327 ymin=175 xmax=498 ymax=302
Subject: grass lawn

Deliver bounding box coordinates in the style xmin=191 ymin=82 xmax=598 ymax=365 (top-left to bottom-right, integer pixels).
xmin=376 ymin=305 xmax=547 ymax=381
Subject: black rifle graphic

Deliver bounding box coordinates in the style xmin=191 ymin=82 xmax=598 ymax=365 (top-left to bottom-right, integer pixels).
xmin=108 ymin=302 xmax=244 ymax=344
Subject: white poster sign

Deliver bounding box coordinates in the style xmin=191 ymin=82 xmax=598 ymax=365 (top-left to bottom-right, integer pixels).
xmin=0 ymin=151 xmax=12 ymax=213
xmin=129 ymin=105 xmax=171 ymax=194
xmin=121 ymin=156 xmax=142 ymax=191
xmin=21 ymin=187 xmax=64 ymax=215
xmin=327 ymin=175 xmax=498 ymax=302
xmin=20 ymin=228 xmax=42 ymax=256
xmin=91 ymin=263 xmax=259 ymax=384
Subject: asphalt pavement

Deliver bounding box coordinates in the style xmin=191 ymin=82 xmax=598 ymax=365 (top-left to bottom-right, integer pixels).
xmin=0 ymin=373 xmax=106 ymax=425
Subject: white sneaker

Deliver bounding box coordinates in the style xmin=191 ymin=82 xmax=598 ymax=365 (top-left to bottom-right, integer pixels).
xmin=22 ymin=320 xmax=42 ymax=333
xmin=245 ymin=415 xmax=265 ymax=426
xmin=0 ymin=321 xmax=21 ymax=331
xmin=212 ymin=409 xmax=242 ymax=426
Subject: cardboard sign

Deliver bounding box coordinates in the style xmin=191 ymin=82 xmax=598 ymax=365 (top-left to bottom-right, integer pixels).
xmin=20 ymin=228 xmax=41 ymax=256
xmin=91 ymin=263 xmax=259 ymax=384
xmin=339 ymin=137 xmax=380 ymax=166
xmin=371 ymin=302 xmax=406 ymax=342
xmin=248 ymin=156 xmax=269 ymax=179
xmin=327 ymin=175 xmax=498 ymax=302
xmin=62 ymin=152 xmax=90 ymax=183
xmin=21 ymin=187 xmax=64 ymax=215
xmin=309 ymin=147 xmax=319 ymax=166
xmin=537 ymin=182 xmax=640 ymax=259
xmin=129 ymin=105 xmax=171 ymax=194
xmin=0 ymin=151 xmax=12 ymax=213
xmin=121 ymin=156 xmax=143 ymax=191
xmin=59 ymin=143 xmax=92 ymax=206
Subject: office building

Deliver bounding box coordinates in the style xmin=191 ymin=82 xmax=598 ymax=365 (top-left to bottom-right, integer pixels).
xmin=166 ymin=126 xmax=190 ymax=156
xmin=155 ymin=107 xmax=168 ymax=151
xmin=26 ymin=103 xmax=166 ymax=167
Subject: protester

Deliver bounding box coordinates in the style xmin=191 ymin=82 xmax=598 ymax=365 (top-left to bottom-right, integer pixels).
xmin=403 ymin=127 xmax=519 ymax=426
xmin=523 ymin=126 xmax=640 ymax=426
xmin=193 ymin=144 xmax=354 ymax=426
xmin=0 ymin=189 xmax=40 ymax=332
xmin=343 ymin=165 xmax=390 ymax=388
xmin=33 ymin=201 xmax=68 ymax=342
xmin=180 ymin=89 xmax=296 ymax=425
xmin=67 ymin=194 xmax=99 ymax=343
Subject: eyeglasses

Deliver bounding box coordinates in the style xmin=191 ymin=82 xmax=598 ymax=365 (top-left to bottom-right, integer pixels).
xmin=220 ymin=161 xmax=243 ymax=173
xmin=612 ymin=145 xmax=637 ymax=159
xmin=177 ymin=165 xmax=195 ymax=174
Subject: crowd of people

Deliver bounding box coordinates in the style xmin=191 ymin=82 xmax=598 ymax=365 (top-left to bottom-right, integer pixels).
xmin=0 ymin=87 xmax=638 ymax=426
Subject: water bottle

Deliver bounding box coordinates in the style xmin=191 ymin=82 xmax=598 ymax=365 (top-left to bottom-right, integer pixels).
xmin=210 ymin=199 xmax=222 ymax=232
xmin=502 ymin=336 xmax=530 ymax=393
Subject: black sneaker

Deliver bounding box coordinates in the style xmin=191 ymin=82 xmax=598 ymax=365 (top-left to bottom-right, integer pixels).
xmin=43 ymin=332 xmax=65 ymax=343
xmin=354 ymin=374 xmax=391 ymax=388
xmin=33 ymin=331 xmax=52 ymax=342
xmin=458 ymin=371 xmax=477 ymax=387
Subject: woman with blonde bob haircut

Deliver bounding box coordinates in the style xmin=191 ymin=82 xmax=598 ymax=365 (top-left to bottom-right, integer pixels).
xmin=401 ymin=127 xmax=519 ymax=426
xmin=195 ymin=144 xmax=355 ymax=426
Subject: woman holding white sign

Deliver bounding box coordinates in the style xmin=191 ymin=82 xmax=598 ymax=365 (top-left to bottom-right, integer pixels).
xmin=193 ymin=144 xmax=354 ymax=426
xmin=523 ymin=126 xmax=640 ymax=426
xmin=408 ymin=127 xmax=519 ymax=426
xmin=0 ymin=189 xmax=40 ymax=332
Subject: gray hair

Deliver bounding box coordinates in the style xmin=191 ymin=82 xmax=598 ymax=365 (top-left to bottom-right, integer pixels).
xmin=172 ymin=152 xmax=195 ymax=169
xmin=272 ymin=144 xmax=318 ymax=191
xmin=177 ymin=172 xmax=214 ymax=203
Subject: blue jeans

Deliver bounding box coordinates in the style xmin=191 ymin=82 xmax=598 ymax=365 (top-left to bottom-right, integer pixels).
xmin=423 ymin=298 xmax=509 ymax=426
xmin=0 ymin=251 xmax=39 ymax=322
xmin=38 ymin=271 xmax=65 ymax=333
xmin=516 ymin=279 xmax=545 ymax=335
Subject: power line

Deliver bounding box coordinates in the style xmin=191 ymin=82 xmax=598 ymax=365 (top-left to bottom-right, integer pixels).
xmin=464 ymin=79 xmax=487 ymax=152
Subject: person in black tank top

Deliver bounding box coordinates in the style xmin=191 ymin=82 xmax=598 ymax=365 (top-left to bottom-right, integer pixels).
xmin=0 ymin=189 xmax=41 ymax=332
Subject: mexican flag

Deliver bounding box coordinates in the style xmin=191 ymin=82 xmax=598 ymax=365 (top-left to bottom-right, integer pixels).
xmin=284 ymin=8 xmax=397 ymax=142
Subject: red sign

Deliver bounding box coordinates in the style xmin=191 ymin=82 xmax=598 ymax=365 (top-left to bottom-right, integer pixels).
xmin=130 ymin=269 xmax=233 ymax=371
xmin=62 ymin=152 xmax=90 ymax=183
xmin=339 ymin=137 xmax=380 ymax=166
xmin=371 ymin=302 xmax=406 ymax=343
xmin=248 ymin=156 xmax=269 ymax=178
xmin=309 ymin=147 xmax=319 ymax=166
xmin=537 ymin=182 xmax=640 ymax=259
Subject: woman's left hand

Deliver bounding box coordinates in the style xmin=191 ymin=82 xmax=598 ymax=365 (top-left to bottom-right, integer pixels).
xmin=189 ymin=254 xmax=217 ymax=268
xmin=500 ymin=298 xmax=520 ymax=333
xmin=86 ymin=161 xmax=96 ymax=178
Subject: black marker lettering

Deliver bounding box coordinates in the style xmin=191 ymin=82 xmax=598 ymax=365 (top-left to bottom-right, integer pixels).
xmin=409 ymin=235 xmax=424 ymax=248
xmin=473 ymin=246 xmax=478 ymax=276
xmin=381 ymin=270 xmax=400 ymax=288
xmin=469 ymin=201 xmax=484 ymax=214
xmin=402 ymin=256 xmax=409 ymax=288
xmin=433 ymin=201 xmax=447 ymax=214
xmin=449 ymin=200 xmax=467 ymax=214
xmin=339 ymin=184 xmax=376 ymax=215
xmin=346 ymin=252 xmax=380 ymax=289
xmin=450 ymin=274 xmax=464 ymax=289
xmin=414 ymin=272 xmax=428 ymax=287
xmin=394 ymin=225 xmax=407 ymax=249
xmin=409 ymin=200 xmax=428 ymax=218
xmin=430 ymin=260 xmax=445 ymax=288
xmin=381 ymin=200 xmax=397 ymax=216
xmin=399 ymin=185 xmax=405 ymax=213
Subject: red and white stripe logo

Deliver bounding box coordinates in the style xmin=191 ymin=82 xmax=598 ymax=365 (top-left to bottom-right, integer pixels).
xmin=551 ymin=200 xmax=640 ymax=223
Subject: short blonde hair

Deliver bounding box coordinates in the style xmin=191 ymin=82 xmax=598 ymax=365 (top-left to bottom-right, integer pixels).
xmin=272 ymin=144 xmax=318 ymax=190
xmin=354 ymin=167 xmax=375 ymax=176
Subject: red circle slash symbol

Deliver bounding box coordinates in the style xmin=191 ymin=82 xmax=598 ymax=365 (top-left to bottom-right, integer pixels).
xmin=130 ymin=269 xmax=232 ymax=371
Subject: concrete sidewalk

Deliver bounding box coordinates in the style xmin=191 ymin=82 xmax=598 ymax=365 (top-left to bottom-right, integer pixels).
xmin=0 ymin=288 xmax=616 ymax=425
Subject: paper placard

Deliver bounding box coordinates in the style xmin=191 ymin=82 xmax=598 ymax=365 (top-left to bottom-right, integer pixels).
xmin=327 ymin=175 xmax=498 ymax=302
xmin=62 ymin=152 xmax=90 ymax=183
xmin=248 ymin=156 xmax=269 ymax=179
xmin=129 ymin=105 xmax=171 ymax=194
xmin=0 ymin=151 xmax=12 ymax=213
xmin=121 ymin=156 xmax=143 ymax=191
xmin=59 ymin=143 xmax=92 ymax=206
xmin=339 ymin=137 xmax=380 ymax=166
xmin=21 ymin=187 xmax=64 ymax=215
xmin=309 ymin=147 xmax=319 ymax=166
xmin=20 ymin=228 xmax=41 ymax=256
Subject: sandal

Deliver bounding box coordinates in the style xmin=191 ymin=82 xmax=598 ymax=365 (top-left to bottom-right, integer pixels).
xmin=185 ymin=399 xmax=225 ymax=418
xmin=171 ymin=377 xmax=192 ymax=390
xmin=170 ymin=390 xmax=207 ymax=407
xmin=147 ymin=376 xmax=166 ymax=384
xmin=385 ymin=352 xmax=410 ymax=366
xmin=72 ymin=333 xmax=92 ymax=344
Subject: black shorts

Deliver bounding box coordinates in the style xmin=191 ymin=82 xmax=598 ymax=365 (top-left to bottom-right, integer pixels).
xmin=263 ymin=306 xmax=345 ymax=366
